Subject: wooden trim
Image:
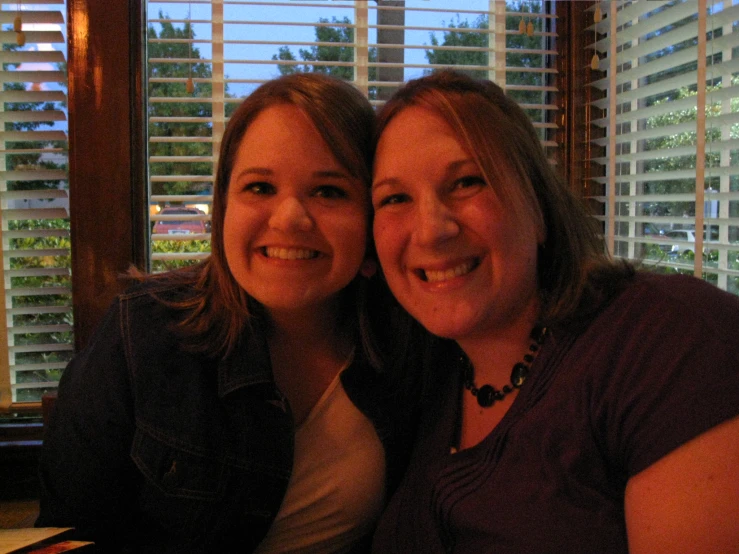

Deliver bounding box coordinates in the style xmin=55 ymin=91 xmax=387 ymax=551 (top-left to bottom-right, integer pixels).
xmin=68 ymin=0 xmax=144 ymax=351
xmin=131 ymin=0 xmax=149 ymax=274
xmin=555 ymin=0 xmax=593 ymax=196
xmin=62 ymin=1 xmax=585 ymax=349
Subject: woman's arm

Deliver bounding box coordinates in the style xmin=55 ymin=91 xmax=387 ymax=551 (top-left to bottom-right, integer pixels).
xmin=36 ymin=299 xmax=139 ymax=546
xmin=624 ymin=414 xmax=739 ymax=554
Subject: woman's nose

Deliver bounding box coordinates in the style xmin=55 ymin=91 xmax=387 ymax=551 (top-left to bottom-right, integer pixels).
xmin=413 ymin=197 xmax=459 ymax=247
xmin=268 ymin=196 xmax=313 ymax=232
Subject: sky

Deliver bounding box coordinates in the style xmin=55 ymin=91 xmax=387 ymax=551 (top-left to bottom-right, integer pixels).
xmin=7 ymin=1 xmax=534 ymax=98
xmin=147 ymin=0 xmax=503 ymax=93
xmin=3 ymin=1 xmax=535 ymax=136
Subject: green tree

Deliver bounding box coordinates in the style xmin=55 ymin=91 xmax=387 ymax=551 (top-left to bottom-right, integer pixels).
xmin=424 ymin=2 xmax=549 ymax=121
xmin=2 ymin=41 xmax=72 ymax=399
xmin=640 ymin=84 xmax=733 ymax=222
xmin=147 ymin=14 xmax=228 ymax=270
xmin=2 ymin=43 xmax=67 ymax=193
xmin=8 ymin=217 xmax=72 ymax=400
xmin=147 ymin=13 xmax=218 ymax=197
xmin=273 ymin=17 xmax=379 ymax=98
xmin=425 ymin=15 xmax=489 ymax=80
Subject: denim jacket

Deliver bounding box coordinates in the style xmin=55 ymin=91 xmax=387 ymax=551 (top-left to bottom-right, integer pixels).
xmin=37 ymin=282 xmax=407 ymax=553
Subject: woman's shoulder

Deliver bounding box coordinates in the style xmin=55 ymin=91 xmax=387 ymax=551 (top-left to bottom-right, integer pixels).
xmin=116 ymin=269 xmax=202 ymax=307
xmin=617 ymin=271 xmax=739 ymax=327
xmin=90 ymin=276 xmax=204 ymax=347
xmin=553 ymin=269 xmax=739 ymax=369
xmin=568 ymin=271 xmax=739 ymax=476
xmin=571 ymin=270 xmax=739 ymax=364
xmin=630 ymin=269 xmax=733 ymax=296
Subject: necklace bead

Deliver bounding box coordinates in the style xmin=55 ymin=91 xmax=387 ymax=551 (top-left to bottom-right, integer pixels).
xmin=477 ymin=385 xmax=496 ymax=407
xmin=462 ymin=326 xmax=547 ymax=408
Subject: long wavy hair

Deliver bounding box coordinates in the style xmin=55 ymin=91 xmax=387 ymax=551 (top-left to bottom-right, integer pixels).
xmin=375 ymin=70 xmax=633 ymax=328
xmin=139 ymin=73 xmax=379 ymax=360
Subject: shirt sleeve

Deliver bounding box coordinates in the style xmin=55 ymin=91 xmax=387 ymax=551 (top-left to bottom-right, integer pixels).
xmin=588 ymin=274 xmax=739 ymax=477
xmin=36 ymin=297 xmax=140 ymax=547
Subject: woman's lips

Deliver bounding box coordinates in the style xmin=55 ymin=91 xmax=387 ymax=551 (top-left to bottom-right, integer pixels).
xmin=417 ymin=258 xmax=480 ymax=283
xmin=262 ymin=246 xmax=320 ymax=260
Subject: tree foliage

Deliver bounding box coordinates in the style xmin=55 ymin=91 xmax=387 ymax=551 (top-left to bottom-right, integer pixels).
xmin=425 ymin=15 xmax=489 ymax=79
xmin=2 ymin=38 xmax=72 ymax=397
xmin=2 ymin=43 xmax=67 ymax=193
xmin=423 ymin=3 xmax=549 ymax=120
xmin=147 ymin=13 xmax=219 ymax=196
xmin=273 ymin=17 xmax=378 ymax=98
xmin=640 ymin=79 xmax=739 ymax=221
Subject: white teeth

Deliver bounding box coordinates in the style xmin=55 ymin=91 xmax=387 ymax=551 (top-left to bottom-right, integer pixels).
xmin=425 ymin=261 xmax=475 ymax=283
xmin=265 ymin=247 xmax=318 ymax=260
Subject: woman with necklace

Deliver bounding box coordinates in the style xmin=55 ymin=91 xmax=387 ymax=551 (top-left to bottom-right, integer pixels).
xmin=370 ymin=70 xmax=739 ymax=553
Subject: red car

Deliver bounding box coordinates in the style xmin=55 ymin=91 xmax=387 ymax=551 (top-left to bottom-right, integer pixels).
xmin=152 ymin=207 xmax=207 ymax=236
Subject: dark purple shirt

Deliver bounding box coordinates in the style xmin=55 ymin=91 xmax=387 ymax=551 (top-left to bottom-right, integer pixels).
xmin=373 ymin=273 xmax=739 ymax=553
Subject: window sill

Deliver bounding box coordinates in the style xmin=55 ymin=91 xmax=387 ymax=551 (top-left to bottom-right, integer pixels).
xmin=0 ymin=424 xmax=43 ymax=501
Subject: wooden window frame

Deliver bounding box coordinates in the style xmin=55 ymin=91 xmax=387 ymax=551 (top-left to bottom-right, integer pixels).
xmin=0 ymin=0 xmax=586 ymax=497
xmin=67 ymin=0 xmax=586 ymax=348
xmin=67 ymin=0 xmax=147 ymax=351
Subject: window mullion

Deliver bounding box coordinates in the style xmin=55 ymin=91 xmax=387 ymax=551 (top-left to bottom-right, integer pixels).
xmin=715 ymin=10 xmax=734 ymax=290
xmin=489 ymin=0 xmax=505 ymax=84
xmin=694 ymin=0 xmax=707 ymax=278
xmin=213 ymin=0 xmax=225 ymax=173
xmin=354 ymin=1 xmax=369 ymax=97
xmin=606 ymin=0 xmax=618 ymax=257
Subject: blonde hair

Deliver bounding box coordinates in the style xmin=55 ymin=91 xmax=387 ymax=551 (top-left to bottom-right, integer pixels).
xmin=375 ymin=70 xmax=631 ymax=326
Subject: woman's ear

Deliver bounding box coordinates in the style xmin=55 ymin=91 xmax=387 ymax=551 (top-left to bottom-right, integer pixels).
xmin=360 ymin=258 xmax=377 ymax=278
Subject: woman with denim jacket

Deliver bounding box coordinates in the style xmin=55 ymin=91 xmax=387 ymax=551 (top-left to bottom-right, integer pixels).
xmin=37 ymin=73 xmax=417 ymax=553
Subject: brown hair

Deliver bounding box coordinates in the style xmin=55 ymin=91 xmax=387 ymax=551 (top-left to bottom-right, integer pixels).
xmin=375 ymin=70 xmax=632 ymax=327
xmin=141 ymin=73 xmax=377 ymax=358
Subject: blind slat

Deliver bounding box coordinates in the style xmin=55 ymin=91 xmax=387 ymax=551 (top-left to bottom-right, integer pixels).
xmin=0 ymin=30 xmax=65 ymax=44
xmin=0 ymin=90 xmax=66 ymax=103
xmin=586 ymin=0 xmax=739 ymax=292
xmin=143 ymin=1 xmax=559 ymax=283
xmin=2 ymin=208 xmax=69 ymax=221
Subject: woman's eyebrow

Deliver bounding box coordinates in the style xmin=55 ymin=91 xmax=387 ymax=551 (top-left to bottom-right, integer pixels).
xmin=371 ymin=177 xmax=398 ymax=191
xmin=232 ymin=167 xmax=273 ymax=179
xmin=232 ymin=167 xmax=353 ymax=181
xmin=372 ymin=158 xmax=477 ymax=190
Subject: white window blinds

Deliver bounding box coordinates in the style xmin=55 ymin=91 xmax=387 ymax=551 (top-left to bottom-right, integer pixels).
xmin=0 ymin=1 xmax=70 ymax=407
xmin=587 ymin=0 xmax=739 ymax=294
xmin=146 ymin=0 xmax=560 ymax=271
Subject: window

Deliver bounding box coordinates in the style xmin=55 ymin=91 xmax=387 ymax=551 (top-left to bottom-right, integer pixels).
xmin=0 ymin=0 xmax=562 ymax=408
xmin=587 ymin=0 xmax=739 ymax=294
xmin=145 ymin=0 xmax=560 ymax=271
xmin=0 ymin=1 xmax=70 ymax=408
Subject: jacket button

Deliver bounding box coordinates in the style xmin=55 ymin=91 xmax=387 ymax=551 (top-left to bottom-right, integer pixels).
xmin=162 ymin=460 xmax=179 ymax=489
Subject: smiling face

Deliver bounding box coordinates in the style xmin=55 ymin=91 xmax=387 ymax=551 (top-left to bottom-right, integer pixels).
xmin=372 ymin=105 xmax=542 ymax=345
xmin=223 ymin=103 xmax=369 ymax=318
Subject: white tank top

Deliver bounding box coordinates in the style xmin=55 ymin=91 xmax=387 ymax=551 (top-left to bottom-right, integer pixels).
xmin=253 ymin=371 xmax=386 ymax=553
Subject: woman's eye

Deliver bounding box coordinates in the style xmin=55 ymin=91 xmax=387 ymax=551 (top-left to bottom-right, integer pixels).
xmin=313 ymin=185 xmax=348 ymax=200
xmin=452 ymin=176 xmax=486 ymax=191
xmin=375 ymin=193 xmax=410 ymax=208
xmin=244 ymin=182 xmax=275 ymax=195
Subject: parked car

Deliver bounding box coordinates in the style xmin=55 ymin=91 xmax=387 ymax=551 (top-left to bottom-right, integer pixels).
xmin=152 ymin=207 xmax=207 ymax=236
xmin=657 ymin=228 xmax=719 ymax=258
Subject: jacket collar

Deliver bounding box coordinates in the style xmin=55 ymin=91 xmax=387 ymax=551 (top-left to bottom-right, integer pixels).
xmin=217 ymin=320 xmax=273 ymax=397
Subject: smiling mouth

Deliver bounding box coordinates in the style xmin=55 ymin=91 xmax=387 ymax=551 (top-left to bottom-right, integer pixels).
xmin=263 ymin=247 xmax=320 ymax=260
xmin=419 ymin=258 xmax=480 ymax=283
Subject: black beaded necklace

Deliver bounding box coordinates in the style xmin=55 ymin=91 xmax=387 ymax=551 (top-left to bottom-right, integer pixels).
xmin=462 ymin=326 xmax=547 ymax=408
